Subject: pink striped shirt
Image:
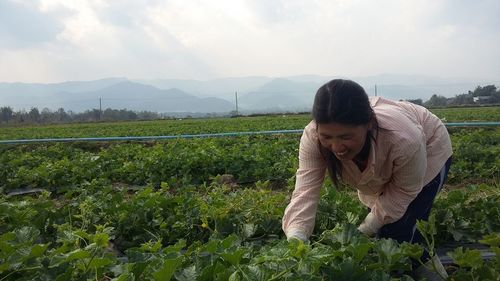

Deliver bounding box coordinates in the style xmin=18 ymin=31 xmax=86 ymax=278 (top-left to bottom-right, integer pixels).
xmin=282 ymin=97 xmax=453 ymax=238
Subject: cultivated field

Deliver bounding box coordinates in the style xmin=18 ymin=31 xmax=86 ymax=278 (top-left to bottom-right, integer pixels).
xmin=1 ymin=107 xmax=499 ymax=280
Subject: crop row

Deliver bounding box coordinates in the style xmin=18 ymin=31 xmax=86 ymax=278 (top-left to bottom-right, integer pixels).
xmin=1 ymin=179 xmax=498 ymax=280
xmin=1 ymin=135 xmax=298 ymax=192
xmin=1 ymin=110 xmax=498 ymax=280
xmin=1 ymin=106 xmax=499 ymax=140
xmin=1 ymin=128 xmax=498 ymax=193
xmin=0 ymin=115 xmax=310 ymax=140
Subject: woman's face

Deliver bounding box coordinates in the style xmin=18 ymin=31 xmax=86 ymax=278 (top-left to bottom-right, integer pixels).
xmin=317 ymin=122 xmax=370 ymax=161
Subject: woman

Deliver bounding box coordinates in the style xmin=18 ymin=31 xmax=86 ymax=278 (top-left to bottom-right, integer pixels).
xmin=282 ymin=79 xmax=452 ymax=278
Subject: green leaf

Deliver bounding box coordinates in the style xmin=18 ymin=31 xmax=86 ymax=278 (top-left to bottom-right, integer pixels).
xmin=153 ymin=257 xmax=182 ymax=281
xmin=373 ymin=239 xmax=408 ymax=271
xmin=0 ymin=238 xmax=15 ymax=256
xmin=113 ymin=272 xmax=135 ymax=281
xmin=479 ymin=233 xmax=500 ymax=247
xmin=0 ymin=262 xmax=10 ymax=273
xmin=27 ymin=243 xmax=49 ymax=259
xmin=88 ymin=257 xmax=114 ymax=269
xmin=54 ymin=269 xmax=73 ymax=281
xmin=328 ymin=259 xmax=371 ymax=281
xmin=199 ymin=261 xmax=232 ymax=280
xmin=176 ymin=265 xmax=198 ymax=281
xmin=93 ymin=233 xmax=109 ymax=248
xmin=492 ymin=246 xmax=500 ymax=270
xmin=202 ymin=239 xmax=218 ymax=254
xmin=66 ymin=249 xmax=91 ymax=262
xmin=288 ymin=239 xmax=310 ymax=259
xmin=348 ymin=243 xmax=372 ymax=263
xmin=333 ymin=224 xmax=359 ymax=245
xmin=400 ymin=242 xmax=424 ymax=260
xmin=398 ymin=275 xmax=416 ymax=281
xmin=448 ymin=247 xmax=483 ymax=269
xmin=140 ymin=240 xmax=163 ymax=253
xmin=163 ymin=239 xmax=186 ymax=255
xmin=221 ymin=235 xmax=239 ymax=249
xmin=14 ymin=227 xmax=39 ymax=243
xmin=368 ymin=270 xmax=391 ymax=281
xmin=416 ymin=214 xmax=437 ymax=251
xmin=131 ymin=262 xmax=148 ymax=279
xmin=0 ymin=232 xmax=15 ymax=243
xmin=220 ymin=249 xmax=245 ymax=266
xmin=228 ymin=271 xmax=241 ymax=281
xmin=375 ymin=239 xmax=400 ymax=261
xmin=73 ymin=230 xmax=91 ymax=241
xmin=243 ymin=265 xmax=269 ymax=281
xmin=160 ymin=182 xmax=170 ymax=190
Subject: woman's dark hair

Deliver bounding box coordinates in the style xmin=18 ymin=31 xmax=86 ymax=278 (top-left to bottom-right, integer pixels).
xmin=312 ymin=79 xmax=377 ymax=186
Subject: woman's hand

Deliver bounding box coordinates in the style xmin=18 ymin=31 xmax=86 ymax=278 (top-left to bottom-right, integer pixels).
xmin=286 ymin=228 xmax=308 ymax=242
xmin=357 ymin=212 xmax=384 ymax=237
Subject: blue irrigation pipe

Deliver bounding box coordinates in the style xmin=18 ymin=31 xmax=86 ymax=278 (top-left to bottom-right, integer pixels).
xmin=0 ymin=122 xmax=499 ymax=145
xmin=445 ymin=122 xmax=500 ymax=126
xmin=0 ymin=130 xmax=304 ymax=144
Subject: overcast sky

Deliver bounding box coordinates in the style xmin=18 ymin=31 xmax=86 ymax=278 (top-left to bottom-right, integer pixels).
xmin=1 ymin=0 xmax=499 ymax=83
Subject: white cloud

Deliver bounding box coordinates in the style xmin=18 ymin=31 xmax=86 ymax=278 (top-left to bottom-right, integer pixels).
xmin=0 ymin=0 xmax=499 ymax=82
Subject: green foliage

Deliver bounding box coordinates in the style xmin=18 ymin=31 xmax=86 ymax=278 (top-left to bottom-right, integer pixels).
xmin=471 ymin=85 xmax=497 ymax=97
xmin=433 ymin=184 xmax=500 ymax=243
xmin=0 ymin=224 xmax=117 ymax=281
xmin=1 ymin=113 xmax=499 ymax=192
xmin=1 ymin=183 xmax=498 ymax=280
xmin=430 ymin=106 xmax=500 ymax=122
xmin=314 ymin=186 xmax=366 ymax=235
xmin=447 ymin=244 xmax=499 ymax=280
xmin=0 ymin=135 xmax=299 ymax=192
xmin=0 ymin=115 xmax=311 ymax=140
xmin=1 ymin=111 xmax=499 ymax=280
xmin=447 ymin=128 xmax=500 ymax=183
xmin=424 ymin=94 xmax=448 ymax=107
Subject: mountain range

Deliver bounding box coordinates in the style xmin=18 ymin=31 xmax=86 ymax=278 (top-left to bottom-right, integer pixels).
xmin=1 ymin=74 xmax=498 ymax=114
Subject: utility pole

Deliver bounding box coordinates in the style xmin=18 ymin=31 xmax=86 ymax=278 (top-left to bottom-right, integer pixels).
xmin=235 ymin=92 xmax=239 ymax=116
xmin=99 ymin=98 xmax=102 ymax=120
xmin=375 ymin=85 xmax=377 ymax=97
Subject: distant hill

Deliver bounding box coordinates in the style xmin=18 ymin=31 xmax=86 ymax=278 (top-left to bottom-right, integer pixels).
xmin=0 ymin=80 xmax=235 ymax=113
xmin=0 ymin=77 xmax=128 ymax=110
xmin=239 ymin=78 xmax=319 ymax=111
xmin=136 ymin=76 xmax=272 ymax=101
xmin=56 ymin=81 xmax=235 ymax=113
xmin=1 ymin=74 xmax=498 ymax=114
xmin=0 ymin=77 xmax=127 ymax=97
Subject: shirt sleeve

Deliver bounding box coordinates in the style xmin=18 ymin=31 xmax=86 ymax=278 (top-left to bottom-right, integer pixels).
xmin=282 ymin=124 xmax=327 ymax=238
xmin=371 ymin=138 xmax=427 ymax=225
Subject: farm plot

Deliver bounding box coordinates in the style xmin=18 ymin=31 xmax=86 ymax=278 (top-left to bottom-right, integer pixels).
xmin=1 ymin=106 xmax=498 ymax=140
xmin=1 ymin=112 xmax=499 ymax=280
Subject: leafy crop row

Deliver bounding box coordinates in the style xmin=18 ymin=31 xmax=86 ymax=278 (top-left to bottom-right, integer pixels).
xmin=0 ymin=115 xmax=310 ymax=140
xmin=447 ymin=128 xmax=499 ymax=183
xmin=1 ymin=181 xmax=498 ymax=280
xmin=1 ymin=128 xmax=498 ymax=193
xmin=1 ymin=106 xmax=498 ymax=140
xmin=1 ymin=110 xmax=498 ymax=280
xmin=0 ymin=135 xmax=298 ymax=192
xmin=431 ymin=106 xmax=500 ymax=122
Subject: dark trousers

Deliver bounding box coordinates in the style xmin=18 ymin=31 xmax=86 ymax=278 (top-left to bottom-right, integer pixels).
xmin=377 ymin=157 xmax=452 ymax=260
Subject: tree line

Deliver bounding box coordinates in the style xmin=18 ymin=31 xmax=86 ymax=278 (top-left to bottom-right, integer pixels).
xmin=406 ymin=84 xmax=500 ymax=107
xmin=0 ymin=107 xmax=165 ymax=125
xmin=1 ymin=84 xmax=499 ymax=125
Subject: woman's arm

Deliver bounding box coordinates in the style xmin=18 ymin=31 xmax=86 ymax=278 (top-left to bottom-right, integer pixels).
xmin=282 ymin=123 xmax=327 ymax=240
